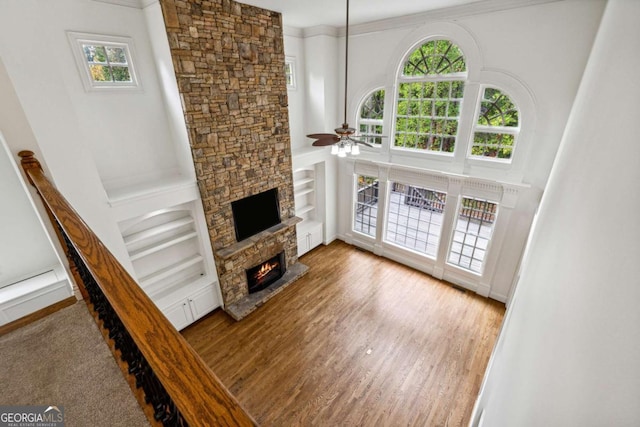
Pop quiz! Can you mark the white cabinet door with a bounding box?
[297,234,310,256]
[309,223,323,249]
[162,300,193,331]
[188,284,219,321]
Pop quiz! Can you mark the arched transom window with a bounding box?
[471,87,519,160]
[358,89,385,146]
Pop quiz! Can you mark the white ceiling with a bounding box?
[236,0,488,28]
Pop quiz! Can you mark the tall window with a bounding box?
[385,182,446,258]
[471,87,519,160]
[354,175,379,237]
[395,39,466,153]
[285,57,296,89]
[448,197,498,274]
[358,89,385,146]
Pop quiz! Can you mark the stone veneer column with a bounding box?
[159,0,299,308]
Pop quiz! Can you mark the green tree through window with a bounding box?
[471,87,519,159]
[83,44,132,83]
[358,89,385,145]
[395,39,466,153]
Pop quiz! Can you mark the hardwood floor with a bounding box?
[182,241,505,426]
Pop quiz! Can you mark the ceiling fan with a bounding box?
[306,0,378,157]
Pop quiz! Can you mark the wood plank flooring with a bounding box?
[182,240,505,426]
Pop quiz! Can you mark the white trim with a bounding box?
[92,0,143,8]
[67,31,141,92]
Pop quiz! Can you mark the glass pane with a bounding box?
[477,87,518,127]
[448,197,498,274]
[394,81,463,153]
[471,132,515,159]
[402,39,466,76]
[83,44,107,63]
[106,46,127,64]
[110,66,131,82]
[89,64,112,82]
[354,175,379,237]
[360,89,385,120]
[385,182,446,258]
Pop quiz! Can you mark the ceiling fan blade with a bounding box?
[312,137,340,146]
[358,134,389,138]
[349,137,374,147]
[307,133,339,140]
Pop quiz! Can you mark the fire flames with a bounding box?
[254,261,278,281]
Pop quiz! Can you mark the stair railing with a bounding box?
[19,150,257,427]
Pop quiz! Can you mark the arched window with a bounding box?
[357,89,385,146]
[470,87,519,160]
[394,39,467,153]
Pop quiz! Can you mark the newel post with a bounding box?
[18,151,89,300]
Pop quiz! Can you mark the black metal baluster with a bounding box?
[55,220,189,427]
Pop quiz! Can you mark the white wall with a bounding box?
[0,0,198,270]
[285,0,605,301]
[344,0,605,189]
[0,134,60,288]
[471,0,640,425]
[283,29,307,150]
[0,0,186,192]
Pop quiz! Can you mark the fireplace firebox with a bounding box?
[246,252,286,294]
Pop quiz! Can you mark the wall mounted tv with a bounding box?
[231,188,281,242]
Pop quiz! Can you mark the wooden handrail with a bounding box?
[18,151,256,427]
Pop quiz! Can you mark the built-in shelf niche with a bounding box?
[293,165,324,256]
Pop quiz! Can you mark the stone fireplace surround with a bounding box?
[161,0,308,319]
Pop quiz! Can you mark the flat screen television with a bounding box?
[231,188,281,242]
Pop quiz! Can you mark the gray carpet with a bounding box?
[0,302,150,427]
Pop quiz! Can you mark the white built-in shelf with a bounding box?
[129,230,198,261]
[296,204,314,216]
[295,187,314,197]
[139,254,204,289]
[124,216,195,246]
[293,177,314,187]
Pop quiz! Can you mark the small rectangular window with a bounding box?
[285,57,296,90]
[385,182,446,257]
[68,32,139,92]
[354,175,379,237]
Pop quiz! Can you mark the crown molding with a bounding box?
[282,0,562,38]
[283,26,304,38]
[92,0,144,8]
[341,0,563,36]
[302,25,340,38]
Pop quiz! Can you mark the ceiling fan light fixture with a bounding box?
[306,0,376,157]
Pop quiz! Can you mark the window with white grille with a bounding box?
[68,32,139,91]
[285,57,296,89]
[385,182,446,258]
[470,87,519,160]
[448,197,498,273]
[354,175,379,237]
[358,89,385,146]
[394,39,466,153]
